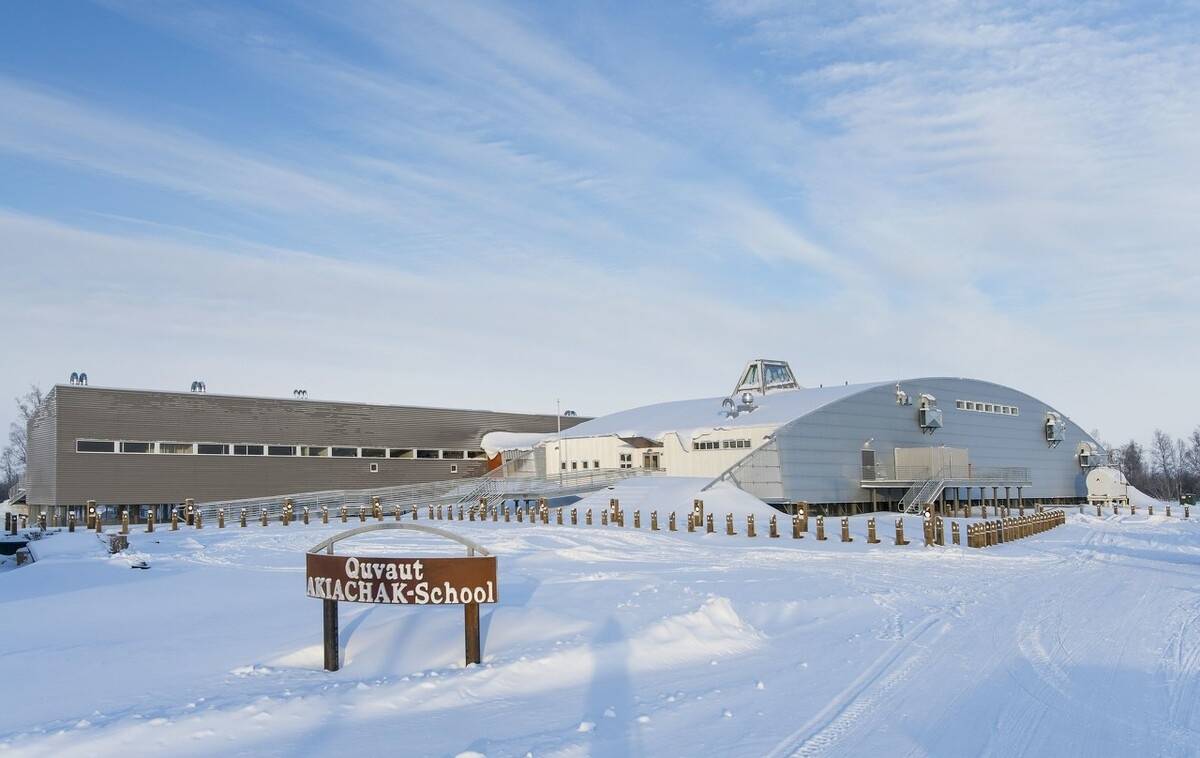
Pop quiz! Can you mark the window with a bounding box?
[957,400,1019,416]
[369,462,379,473]
[582,461,588,469]
[467,451,488,460]
[619,453,633,469]
[441,450,465,460]
[561,462,567,470]
[121,441,153,453]
[267,445,295,456]
[331,447,357,457]
[450,464,458,474]
[389,449,414,458]
[571,461,578,470]
[593,460,600,469]
[159,442,194,454]
[416,449,440,459]
[361,448,386,458]
[197,443,228,455]
[77,440,115,453]
[303,446,329,457]
[233,444,264,456]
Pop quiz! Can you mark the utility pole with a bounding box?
[556,398,563,487]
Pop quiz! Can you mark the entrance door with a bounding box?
[642,452,661,469]
[861,449,876,480]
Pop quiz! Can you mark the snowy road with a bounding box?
[1,511,1198,757]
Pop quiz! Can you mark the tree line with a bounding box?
[1103,429,1200,502]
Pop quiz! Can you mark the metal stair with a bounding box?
[900,477,946,514]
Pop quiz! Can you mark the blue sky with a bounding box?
[1,0,1198,443]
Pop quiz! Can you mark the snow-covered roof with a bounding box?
[560,380,890,441]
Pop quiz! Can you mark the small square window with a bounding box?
[593,460,600,469]
[561,462,566,470]
[571,461,578,470]
[450,464,458,474]
[369,462,379,473]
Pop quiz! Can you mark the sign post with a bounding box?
[305,524,498,672]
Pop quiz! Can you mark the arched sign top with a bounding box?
[307,522,492,557]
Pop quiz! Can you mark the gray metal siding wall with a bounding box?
[775,378,1098,504]
[24,388,57,506]
[47,386,583,507]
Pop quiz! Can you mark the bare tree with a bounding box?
[1118,440,1147,490]
[1149,429,1180,500]
[1,385,46,492]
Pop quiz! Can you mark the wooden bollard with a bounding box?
[458,506,465,521]
[194,511,203,529]
[171,509,179,531]
[238,508,246,527]
[634,510,642,529]
[867,517,879,544]
[935,517,945,546]
[1148,504,1154,516]
[895,518,909,545]
[121,510,129,535]
[815,515,826,541]
[556,508,563,526]
[725,513,735,535]
[95,509,103,533]
[469,506,476,522]
[693,499,704,526]
[69,512,77,533]
[585,509,592,526]
[1166,504,1172,517]
[686,513,695,533]
[798,506,808,534]
[571,508,578,525]
[922,515,934,547]
[302,507,310,525]
[219,508,226,528]
[600,510,607,526]
[262,508,270,527]
[769,514,779,538]
[492,507,498,522]
[1095,503,1102,517]
[185,499,195,526]
[651,511,659,531]
[705,513,714,534]
[743,514,754,537]
[952,521,960,545]
[791,514,802,539]
[840,517,852,542]
[1131,503,1137,515]
[669,512,677,531]
[1186,505,1190,519]
[86,501,97,530]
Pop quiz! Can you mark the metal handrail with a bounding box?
[307,523,491,557]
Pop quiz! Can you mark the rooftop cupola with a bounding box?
[733,359,800,396]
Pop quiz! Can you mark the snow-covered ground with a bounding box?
[2,493,1199,757]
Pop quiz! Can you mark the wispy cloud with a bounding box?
[0,0,1196,440]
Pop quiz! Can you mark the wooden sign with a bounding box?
[305,554,497,606]
[306,523,496,672]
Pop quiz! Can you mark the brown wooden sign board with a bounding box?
[306,554,497,606]
[306,524,497,672]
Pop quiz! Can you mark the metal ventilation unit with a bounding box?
[1044,412,1065,448]
[918,393,942,434]
[1078,441,1099,468]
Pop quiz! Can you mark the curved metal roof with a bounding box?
[558,380,891,441]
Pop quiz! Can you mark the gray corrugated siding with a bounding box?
[33,386,585,507]
[770,378,1099,504]
[24,388,57,505]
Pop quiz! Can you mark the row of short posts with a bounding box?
[967,509,1067,548]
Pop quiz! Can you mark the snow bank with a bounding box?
[572,476,783,518]
[1128,484,1173,509]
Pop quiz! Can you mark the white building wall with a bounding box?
[543,425,778,478]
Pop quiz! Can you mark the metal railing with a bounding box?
[193,464,660,522]
[868,463,1030,483]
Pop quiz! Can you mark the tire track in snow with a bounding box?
[764,614,949,758]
